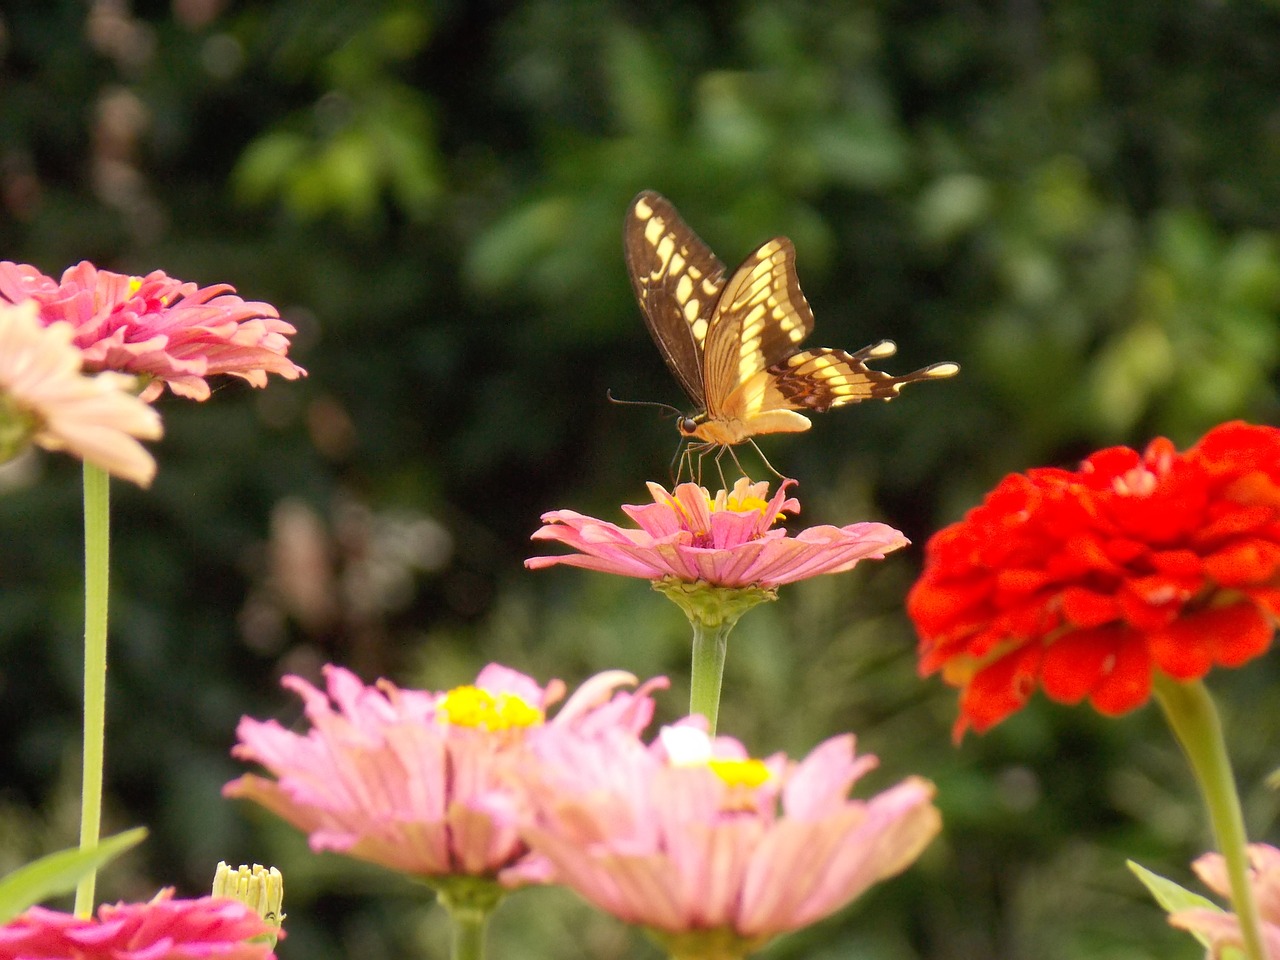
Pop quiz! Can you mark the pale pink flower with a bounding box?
[0,260,304,402]
[0,300,161,486]
[224,663,667,884]
[0,889,280,960]
[1170,844,1280,958]
[519,721,941,958]
[527,478,908,588]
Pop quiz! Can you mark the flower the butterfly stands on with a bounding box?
[623,190,959,480]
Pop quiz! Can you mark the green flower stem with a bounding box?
[690,619,731,734]
[75,463,110,919]
[430,876,504,960]
[1153,675,1265,960]
[651,579,776,737]
[449,905,487,960]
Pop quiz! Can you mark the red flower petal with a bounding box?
[955,646,1041,738]
[1088,633,1152,715]
[1040,627,1125,705]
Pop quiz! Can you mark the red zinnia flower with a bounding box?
[0,261,304,402]
[908,422,1280,737]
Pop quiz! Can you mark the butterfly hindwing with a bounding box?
[769,343,960,411]
[624,191,726,409]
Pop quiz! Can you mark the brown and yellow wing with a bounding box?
[768,342,961,411]
[702,236,815,422]
[624,191,726,409]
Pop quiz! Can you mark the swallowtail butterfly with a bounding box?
[624,191,959,448]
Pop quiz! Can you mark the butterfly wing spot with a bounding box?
[769,347,960,412]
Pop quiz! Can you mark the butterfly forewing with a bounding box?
[624,191,726,408]
[702,237,815,420]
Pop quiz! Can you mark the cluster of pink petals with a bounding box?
[0,300,161,486]
[0,260,304,402]
[0,890,280,960]
[1170,845,1280,958]
[527,478,909,588]
[519,722,940,953]
[224,663,666,883]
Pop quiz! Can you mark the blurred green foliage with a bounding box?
[2,1,1280,958]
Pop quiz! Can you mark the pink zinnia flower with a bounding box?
[520,722,941,959]
[0,300,161,486]
[1170,845,1280,958]
[526,478,908,589]
[0,889,280,960]
[0,260,305,402]
[224,663,667,885]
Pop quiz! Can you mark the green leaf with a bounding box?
[0,828,148,923]
[1127,859,1221,951]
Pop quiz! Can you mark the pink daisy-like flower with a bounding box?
[224,663,667,885]
[519,721,940,959]
[0,260,305,402]
[0,300,161,486]
[1170,845,1280,958]
[0,889,280,960]
[526,477,908,589]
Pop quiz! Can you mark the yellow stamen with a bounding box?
[437,685,544,731]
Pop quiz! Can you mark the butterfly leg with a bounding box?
[746,438,785,481]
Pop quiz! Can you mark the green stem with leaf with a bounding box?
[1153,674,1266,960]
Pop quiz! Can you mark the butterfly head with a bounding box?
[678,416,702,438]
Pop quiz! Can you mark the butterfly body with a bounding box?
[624,191,958,448]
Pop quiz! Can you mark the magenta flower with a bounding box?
[519,721,941,959]
[224,663,666,886]
[527,478,907,589]
[0,260,305,402]
[0,889,280,960]
[1170,845,1280,958]
[0,300,161,486]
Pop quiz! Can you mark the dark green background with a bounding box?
[2,1,1280,957]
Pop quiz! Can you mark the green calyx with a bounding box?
[651,578,776,629]
[647,924,770,960]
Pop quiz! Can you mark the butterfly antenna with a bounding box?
[747,438,785,480]
[605,389,685,418]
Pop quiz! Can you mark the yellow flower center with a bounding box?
[707,757,772,789]
[128,277,144,296]
[707,478,786,525]
[437,686,544,731]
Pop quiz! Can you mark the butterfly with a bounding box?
[624,190,959,449]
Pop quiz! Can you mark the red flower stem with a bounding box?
[75,463,110,918]
[1152,674,1265,960]
[690,618,732,735]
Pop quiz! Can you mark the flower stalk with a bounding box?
[1153,675,1265,960]
[689,618,730,734]
[430,877,504,960]
[74,463,110,918]
[654,580,774,734]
